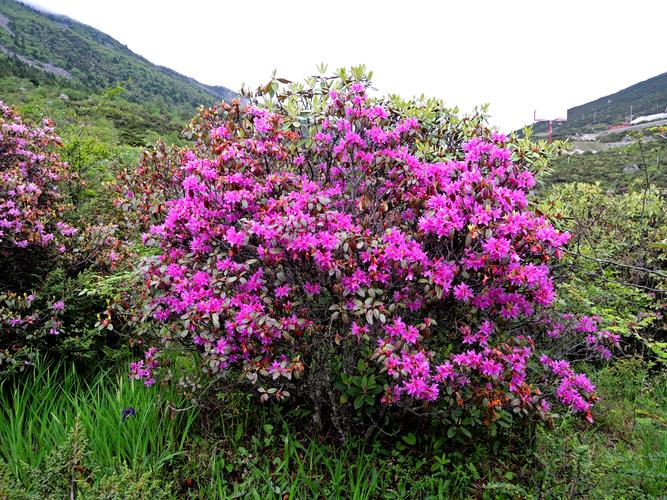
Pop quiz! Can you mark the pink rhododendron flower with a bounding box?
[127,75,602,426]
[303,282,321,295]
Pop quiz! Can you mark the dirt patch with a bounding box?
[0,13,12,35]
[0,44,72,79]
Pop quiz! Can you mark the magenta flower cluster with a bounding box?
[129,346,160,387]
[133,80,603,423]
[545,313,621,361]
[540,355,597,421]
[0,101,76,251]
[0,291,66,346]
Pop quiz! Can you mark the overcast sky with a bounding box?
[24,0,667,132]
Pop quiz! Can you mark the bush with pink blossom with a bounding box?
[122,68,612,434]
[0,101,125,377]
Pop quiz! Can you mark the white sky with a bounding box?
[24,0,667,132]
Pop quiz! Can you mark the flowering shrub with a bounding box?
[127,69,607,432]
[114,140,188,234]
[0,101,76,254]
[0,292,65,372]
[541,182,666,364]
[0,102,126,377]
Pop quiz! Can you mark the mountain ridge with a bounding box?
[566,71,667,129]
[531,70,667,138]
[0,0,237,117]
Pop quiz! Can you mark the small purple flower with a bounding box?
[275,284,290,299]
[303,282,321,295]
[121,407,136,423]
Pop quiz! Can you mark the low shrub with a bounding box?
[120,68,613,436]
[0,101,128,378]
[541,182,666,362]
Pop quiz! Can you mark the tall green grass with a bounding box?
[1,359,664,498]
[530,359,667,497]
[0,361,197,488]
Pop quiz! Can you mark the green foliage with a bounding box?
[0,362,197,489]
[558,275,658,339]
[79,465,173,500]
[541,182,667,361]
[171,411,488,498]
[0,356,665,497]
[0,461,22,499]
[546,137,667,189]
[25,418,92,498]
[41,269,127,364]
[0,419,173,499]
[0,266,135,379]
[527,359,667,497]
[0,73,187,147]
[336,371,384,413]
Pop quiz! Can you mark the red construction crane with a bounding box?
[534,110,566,143]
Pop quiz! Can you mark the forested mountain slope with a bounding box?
[0,0,236,119]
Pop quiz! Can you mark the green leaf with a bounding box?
[354,395,364,410]
[402,433,417,446]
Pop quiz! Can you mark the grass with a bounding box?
[0,358,665,497]
[0,361,197,489]
[525,358,667,497]
[179,428,474,498]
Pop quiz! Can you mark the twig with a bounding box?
[166,374,225,413]
[563,249,667,279]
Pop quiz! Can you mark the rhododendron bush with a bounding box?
[0,102,75,257]
[0,102,123,375]
[126,69,613,433]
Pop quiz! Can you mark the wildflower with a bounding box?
[121,407,136,423]
[453,282,473,302]
[275,284,291,298]
[303,282,321,295]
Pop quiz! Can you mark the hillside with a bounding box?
[525,70,667,190]
[566,71,667,132]
[0,0,236,119]
[546,138,667,190]
[531,71,667,138]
